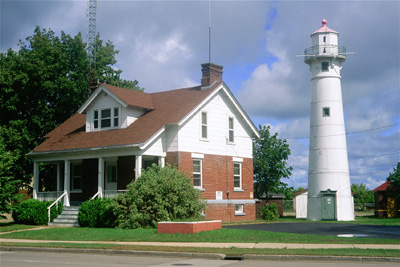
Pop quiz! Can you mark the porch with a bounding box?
[33,155,164,206]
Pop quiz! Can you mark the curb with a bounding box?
[0,246,225,260]
[243,254,400,263]
[2,246,400,263]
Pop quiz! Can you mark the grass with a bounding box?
[1,227,399,245]
[2,242,400,258]
[0,222,39,233]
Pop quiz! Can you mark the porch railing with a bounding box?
[103,190,127,199]
[37,191,63,202]
[47,191,67,224]
[90,190,127,201]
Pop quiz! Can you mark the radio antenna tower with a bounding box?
[208,0,211,63]
[87,0,97,92]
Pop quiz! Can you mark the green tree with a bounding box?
[112,164,206,229]
[386,162,400,203]
[253,125,293,199]
[0,26,143,191]
[0,140,21,219]
[351,183,374,204]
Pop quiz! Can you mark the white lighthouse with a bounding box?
[304,19,354,221]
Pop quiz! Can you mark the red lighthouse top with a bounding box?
[312,18,338,34]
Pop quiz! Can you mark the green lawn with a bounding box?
[0,222,39,233]
[1,227,399,245]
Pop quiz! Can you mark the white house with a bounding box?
[29,63,260,222]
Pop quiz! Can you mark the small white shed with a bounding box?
[295,189,308,219]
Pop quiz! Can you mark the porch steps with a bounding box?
[48,206,80,227]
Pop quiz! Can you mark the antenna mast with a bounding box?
[208,0,211,63]
[87,0,97,91]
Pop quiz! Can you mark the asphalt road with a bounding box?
[1,251,398,267]
[223,222,400,239]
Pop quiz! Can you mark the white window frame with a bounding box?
[93,106,120,130]
[201,111,208,140]
[233,162,242,190]
[71,162,82,192]
[235,204,245,216]
[193,159,203,189]
[228,116,234,143]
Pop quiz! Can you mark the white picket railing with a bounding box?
[47,191,67,224]
[90,190,127,201]
[37,191,63,202]
[103,190,127,198]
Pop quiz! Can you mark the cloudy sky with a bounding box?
[1,0,399,191]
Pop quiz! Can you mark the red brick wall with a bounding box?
[205,203,256,222]
[166,151,255,221]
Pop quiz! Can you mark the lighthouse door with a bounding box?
[321,190,336,220]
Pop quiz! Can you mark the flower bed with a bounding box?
[157,220,222,234]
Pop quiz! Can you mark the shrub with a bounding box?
[112,164,206,229]
[259,203,279,221]
[78,197,116,228]
[12,199,62,225]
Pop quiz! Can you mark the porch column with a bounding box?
[135,155,142,179]
[98,157,104,198]
[160,157,165,168]
[33,161,39,199]
[64,160,70,206]
[57,162,62,192]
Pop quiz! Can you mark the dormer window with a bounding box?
[93,106,120,130]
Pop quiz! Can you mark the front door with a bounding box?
[105,163,117,190]
[321,191,336,220]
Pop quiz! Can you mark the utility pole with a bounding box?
[87,0,97,92]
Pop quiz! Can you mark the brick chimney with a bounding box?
[201,63,223,88]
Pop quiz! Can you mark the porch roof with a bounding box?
[31,83,221,155]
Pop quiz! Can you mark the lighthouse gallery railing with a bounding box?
[304,45,346,61]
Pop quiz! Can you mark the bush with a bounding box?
[112,164,206,229]
[78,197,116,228]
[12,199,62,225]
[259,203,279,221]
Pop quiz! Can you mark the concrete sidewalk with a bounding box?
[1,238,400,250]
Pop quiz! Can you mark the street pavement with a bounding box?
[2,250,400,267]
[223,222,400,239]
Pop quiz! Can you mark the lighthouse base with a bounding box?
[307,191,354,221]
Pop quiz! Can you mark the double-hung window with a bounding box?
[193,159,202,189]
[228,117,234,143]
[233,162,242,190]
[201,111,207,139]
[93,106,119,130]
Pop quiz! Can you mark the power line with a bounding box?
[282,123,399,140]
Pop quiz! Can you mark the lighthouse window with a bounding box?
[321,62,329,71]
[323,107,330,117]
[323,36,326,42]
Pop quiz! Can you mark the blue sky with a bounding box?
[1,0,399,191]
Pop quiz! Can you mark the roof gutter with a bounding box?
[27,142,143,158]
